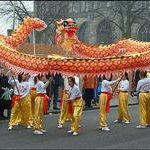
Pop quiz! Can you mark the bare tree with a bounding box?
[0,1,32,42]
[34,1,69,44]
[104,1,150,38]
[80,1,150,39]
[0,1,32,25]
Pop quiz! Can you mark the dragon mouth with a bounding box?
[64,26,80,31]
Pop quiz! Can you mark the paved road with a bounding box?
[0,105,150,149]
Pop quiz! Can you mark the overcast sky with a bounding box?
[0,1,33,35]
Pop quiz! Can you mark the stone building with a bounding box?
[34,1,150,44]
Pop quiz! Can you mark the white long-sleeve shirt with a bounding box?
[63,76,70,91]
[101,79,120,93]
[136,78,150,92]
[28,75,36,88]
[35,80,50,94]
[69,84,82,101]
[74,76,79,87]
[119,79,129,91]
[8,77,31,97]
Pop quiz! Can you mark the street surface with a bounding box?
[1,105,150,149]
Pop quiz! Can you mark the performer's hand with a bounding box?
[1,87,6,90]
[6,70,12,77]
[20,96,24,99]
[117,77,122,81]
[48,76,51,81]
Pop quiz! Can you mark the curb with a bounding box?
[49,102,138,114]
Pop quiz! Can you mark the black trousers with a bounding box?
[0,100,12,118]
[83,88,95,107]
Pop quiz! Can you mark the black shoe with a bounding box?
[0,115,7,120]
[53,107,60,110]
[88,105,93,108]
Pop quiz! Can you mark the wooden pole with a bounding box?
[112,75,124,96]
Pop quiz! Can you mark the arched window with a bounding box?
[97,19,114,44]
[77,22,88,43]
[138,23,150,41]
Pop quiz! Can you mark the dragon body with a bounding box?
[55,18,150,58]
[0,17,149,76]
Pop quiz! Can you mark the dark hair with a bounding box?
[140,70,147,78]
[68,76,77,85]
[102,74,112,81]
[125,72,129,80]
[33,74,43,84]
[102,75,107,80]
[46,72,51,80]
[98,75,102,82]
[109,73,113,81]
[38,74,44,80]
[18,73,23,83]
[34,76,38,84]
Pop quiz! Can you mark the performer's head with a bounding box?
[123,72,129,80]
[18,72,24,82]
[23,73,30,81]
[34,74,43,83]
[139,70,147,79]
[0,68,4,76]
[102,73,112,81]
[68,76,76,87]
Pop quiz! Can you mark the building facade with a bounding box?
[34,1,150,44]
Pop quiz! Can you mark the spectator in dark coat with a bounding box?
[0,68,10,120]
[46,73,62,110]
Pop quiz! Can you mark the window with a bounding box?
[81,1,86,12]
[93,1,98,10]
[77,21,88,43]
[68,2,73,13]
[138,23,150,41]
[97,20,115,44]
[73,1,80,13]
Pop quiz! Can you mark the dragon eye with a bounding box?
[63,21,68,27]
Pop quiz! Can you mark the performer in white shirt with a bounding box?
[8,72,32,130]
[114,72,131,124]
[136,71,150,129]
[33,74,51,135]
[58,75,80,128]
[67,76,84,136]
[99,75,120,131]
[58,75,70,128]
[28,74,37,126]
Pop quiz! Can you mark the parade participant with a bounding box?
[33,74,51,135]
[57,75,70,128]
[99,75,120,131]
[8,72,32,130]
[136,71,150,129]
[67,76,84,136]
[58,75,81,129]
[28,74,37,126]
[114,72,131,124]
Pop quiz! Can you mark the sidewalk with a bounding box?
[49,95,138,114]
